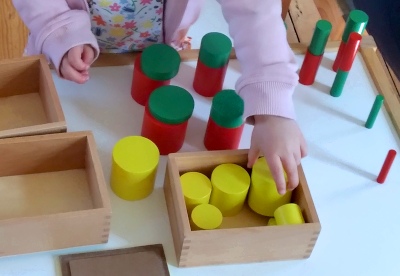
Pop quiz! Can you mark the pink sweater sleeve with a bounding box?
[12,0,99,74]
[217,0,299,122]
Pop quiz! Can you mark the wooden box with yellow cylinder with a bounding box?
[164,149,320,267]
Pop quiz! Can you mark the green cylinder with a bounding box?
[309,20,332,56]
[342,10,369,43]
[210,90,244,128]
[148,85,194,124]
[199,32,232,68]
[141,44,181,80]
[365,95,384,129]
[330,70,349,97]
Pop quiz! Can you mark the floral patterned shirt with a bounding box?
[87,0,164,53]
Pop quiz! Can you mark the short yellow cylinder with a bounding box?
[248,157,292,216]
[209,163,251,216]
[190,204,223,230]
[274,203,305,225]
[180,172,212,214]
[267,217,276,226]
[111,136,160,201]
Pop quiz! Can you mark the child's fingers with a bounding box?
[282,156,299,191]
[60,58,89,84]
[265,155,287,195]
[68,46,89,72]
[247,144,260,168]
[300,134,308,158]
[82,45,95,65]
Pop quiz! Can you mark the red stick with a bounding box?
[377,149,397,184]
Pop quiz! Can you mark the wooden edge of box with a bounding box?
[86,132,112,212]
[359,39,400,138]
[59,244,169,276]
[0,122,67,139]
[39,56,66,122]
[0,130,90,145]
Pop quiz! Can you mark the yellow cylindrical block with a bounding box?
[111,136,159,201]
[209,163,250,216]
[274,203,305,225]
[267,217,276,226]
[180,172,212,214]
[190,204,223,230]
[248,157,292,216]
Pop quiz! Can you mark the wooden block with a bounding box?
[59,244,169,276]
[0,131,111,257]
[289,0,322,43]
[163,149,321,267]
[0,55,66,138]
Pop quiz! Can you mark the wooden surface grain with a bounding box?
[0,0,28,60]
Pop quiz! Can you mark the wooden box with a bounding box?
[0,55,66,138]
[0,131,111,257]
[164,149,320,267]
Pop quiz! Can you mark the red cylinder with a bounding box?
[193,60,228,97]
[298,50,323,85]
[339,32,362,71]
[377,149,397,184]
[332,41,347,72]
[204,118,244,150]
[141,105,188,155]
[131,55,171,106]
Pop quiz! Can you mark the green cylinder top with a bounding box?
[141,44,181,81]
[210,90,244,128]
[342,10,369,43]
[309,20,332,56]
[199,32,232,68]
[148,85,194,124]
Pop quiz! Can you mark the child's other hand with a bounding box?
[247,115,307,195]
[60,45,95,84]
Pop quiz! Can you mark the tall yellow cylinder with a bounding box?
[209,163,250,216]
[111,136,159,201]
[180,172,212,214]
[248,157,292,216]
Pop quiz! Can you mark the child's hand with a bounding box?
[60,44,95,84]
[247,115,307,195]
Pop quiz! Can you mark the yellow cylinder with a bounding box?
[274,203,305,225]
[209,163,250,216]
[180,172,212,214]
[248,157,292,216]
[111,136,159,201]
[267,217,276,226]
[190,204,223,230]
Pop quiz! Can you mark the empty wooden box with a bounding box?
[0,55,66,138]
[0,131,111,257]
[164,149,320,267]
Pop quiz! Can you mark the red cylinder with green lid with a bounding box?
[141,85,195,155]
[204,89,244,150]
[193,32,232,97]
[131,44,181,105]
[299,20,332,85]
[332,10,369,72]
